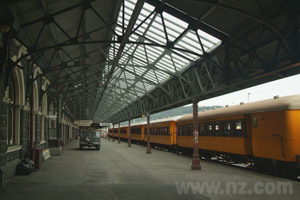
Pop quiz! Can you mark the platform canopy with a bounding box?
[4,0,300,122]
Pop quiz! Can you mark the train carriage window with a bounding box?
[183,124,188,136]
[181,125,185,136]
[188,124,193,136]
[224,122,231,137]
[215,122,221,136]
[183,124,191,136]
[201,123,207,136]
[219,122,224,136]
[180,125,184,136]
[234,120,244,137]
[207,123,214,136]
[132,127,141,134]
[198,123,201,136]
[199,123,204,136]
[178,125,182,136]
[120,129,127,134]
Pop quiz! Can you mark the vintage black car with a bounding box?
[79,130,101,150]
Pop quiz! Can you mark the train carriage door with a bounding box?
[251,112,286,161]
[245,114,253,156]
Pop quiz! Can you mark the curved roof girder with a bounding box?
[6,0,299,122]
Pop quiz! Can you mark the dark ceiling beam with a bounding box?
[63,88,97,102]
[92,0,147,118]
[90,3,117,36]
[17,0,96,30]
[177,0,293,57]
[46,50,104,72]
[13,40,222,74]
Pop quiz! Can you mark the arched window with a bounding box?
[6,78,16,145]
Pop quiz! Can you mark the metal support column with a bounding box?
[118,122,121,144]
[112,123,115,142]
[146,112,151,154]
[128,118,131,147]
[191,101,201,170]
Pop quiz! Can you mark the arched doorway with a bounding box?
[5,66,25,147]
[5,75,16,145]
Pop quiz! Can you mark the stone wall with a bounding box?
[44,117,49,144]
[20,108,30,159]
[0,102,8,168]
[35,114,41,144]
[1,102,8,141]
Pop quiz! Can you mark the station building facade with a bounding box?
[0,39,79,185]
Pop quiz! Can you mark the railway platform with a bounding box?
[1,139,299,200]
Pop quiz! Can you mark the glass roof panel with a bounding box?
[134,66,146,76]
[197,29,221,44]
[171,53,189,69]
[134,3,155,29]
[145,14,166,45]
[162,12,188,42]
[156,54,175,73]
[143,69,157,81]
[145,45,163,63]
[100,0,222,115]
[174,30,203,58]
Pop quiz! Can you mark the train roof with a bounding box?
[178,94,300,122]
[129,116,182,127]
[149,116,182,124]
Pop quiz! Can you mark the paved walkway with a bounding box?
[1,139,299,200]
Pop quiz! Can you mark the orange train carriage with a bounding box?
[108,128,119,140]
[109,95,300,178]
[108,123,145,143]
[119,126,128,141]
[129,123,145,144]
[144,116,180,150]
[177,95,300,178]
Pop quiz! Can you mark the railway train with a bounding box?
[108,95,300,179]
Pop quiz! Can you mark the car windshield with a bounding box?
[81,130,100,137]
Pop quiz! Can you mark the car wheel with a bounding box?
[80,145,83,150]
[96,146,100,150]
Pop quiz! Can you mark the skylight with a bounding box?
[100,0,222,117]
